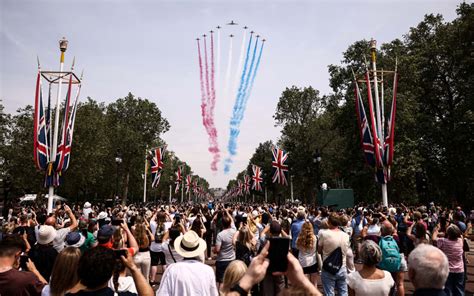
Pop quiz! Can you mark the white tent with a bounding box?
[19,194,67,203]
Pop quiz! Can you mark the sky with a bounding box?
[0,0,460,188]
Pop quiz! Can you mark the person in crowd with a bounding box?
[296,221,319,286]
[131,216,152,280]
[408,244,449,296]
[65,232,86,249]
[29,224,59,281]
[220,260,247,295]
[77,220,97,252]
[318,212,350,296]
[407,221,430,246]
[157,230,218,296]
[380,220,406,296]
[224,242,322,296]
[67,246,153,296]
[0,235,47,296]
[191,214,207,238]
[290,208,306,257]
[149,211,171,284]
[351,208,367,261]
[347,240,394,296]
[214,209,236,289]
[433,224,465,296]
[46,205,78,252]
[109,252,139,295]
[97,222,139,256]
[42,247,82,296]
[232,225,255,266]
[82,202,93,220]
[162,226,184,265]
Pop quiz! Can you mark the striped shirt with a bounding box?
[437,238,464,273]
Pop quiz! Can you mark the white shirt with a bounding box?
[108,276,138,294]
[150,221,172,252]
[156,260,218,296]
[347,270,394,296]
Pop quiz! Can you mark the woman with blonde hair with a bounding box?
[220,260,248,295]
[41,247,82,296]
[132,216,153,279]
[233,226,256,266]
[296,221,319,286]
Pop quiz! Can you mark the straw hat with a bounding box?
[174,230,206,258]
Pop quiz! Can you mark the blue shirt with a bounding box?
[290,219,305,248]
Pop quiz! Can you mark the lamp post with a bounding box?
[169,176,173,204]
[290,175,294,203]
[115,149,122,199]
[313,149,322,204]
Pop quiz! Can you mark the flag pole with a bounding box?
[370,39,388,206]
[47,37,68,214]
[143,146,147,203]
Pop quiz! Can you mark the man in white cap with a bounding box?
[157,230,217,296]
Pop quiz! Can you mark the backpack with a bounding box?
[378,236,401,273]
[154,224,165,243]
[322,247,342,275]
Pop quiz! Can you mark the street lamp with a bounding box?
[313,149,322,204]
[115,149,122,199]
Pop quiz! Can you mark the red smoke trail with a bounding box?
[197,39,208,131]
[199,37,220,172]
[209,32,220,171]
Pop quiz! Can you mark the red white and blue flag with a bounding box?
[355,77,376,168]
[175,166,183,194]
[54,75,73,174]
[244,175,251,195]
[237,180,243,196]
[251,165,263,191]
[185,175,192,193]
[148,146,166,188]
[33,72,49,171]
[271,146,289,185]
[383,71,398,168]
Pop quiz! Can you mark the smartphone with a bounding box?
[20,255,29,271]
[111,219,123,226]
[268,237,290,273]
[113,249,127,259]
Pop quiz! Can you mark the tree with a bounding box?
[105,93,170,204]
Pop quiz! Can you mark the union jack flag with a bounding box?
[54,75,73,174]
[383,71,398,168]
[33,72,49,171]
[148,146,166,188]
[244,175,251,195]
[185,175,192,193]
[271,146,289,185]
[355,77,376,167]
[60,85,80,173]
[237,180,243,196]
[251,165,263,191]
[193,180,198,194]
[364,70,383,168]
[174,166,183,194]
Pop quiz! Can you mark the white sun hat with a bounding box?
[174,230,207,258]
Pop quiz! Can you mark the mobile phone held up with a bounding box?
[113,249,127,259]
[20,255,29,271]
[111,219,124,226]
[268,237,290,273]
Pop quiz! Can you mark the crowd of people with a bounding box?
[0,199,472,296]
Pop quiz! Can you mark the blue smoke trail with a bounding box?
[231,38,258,127]
[224,37,264,174]
[235,41,265,123]
[224,35,253,174]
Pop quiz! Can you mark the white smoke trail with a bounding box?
[223,36,234,104]
[233,29,247,97]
